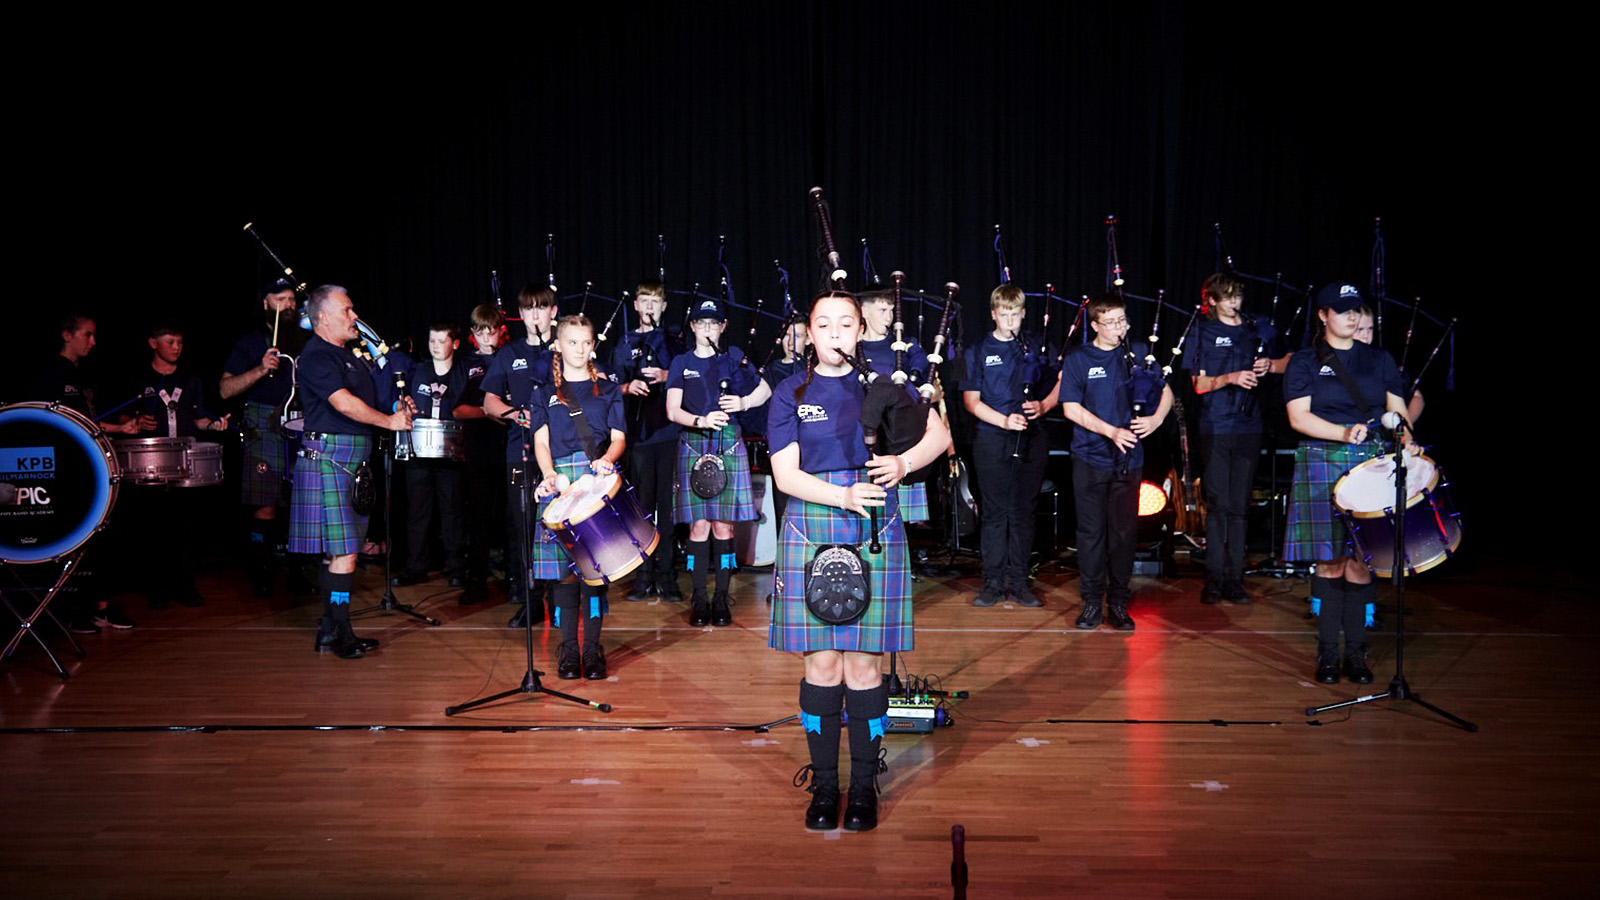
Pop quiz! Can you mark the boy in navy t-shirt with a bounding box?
[1058,293,1172,631]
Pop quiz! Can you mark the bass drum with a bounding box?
[0,403,121,564]
[1333,452,1463,577]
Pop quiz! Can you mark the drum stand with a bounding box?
[1305,438,1476,731]
[351,437,440,627]
[445,440,610,716]
[2,554,89,681]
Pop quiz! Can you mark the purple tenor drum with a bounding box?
[541,472,660,586]
[1333,452,1462,578]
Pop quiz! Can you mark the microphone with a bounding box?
[1380,411,1405,433]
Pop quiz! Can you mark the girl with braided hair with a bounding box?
[767,291,949,832]
[529,315,626,679]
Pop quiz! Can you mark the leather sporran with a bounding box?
[350,461,375,516]
[803,544,871,626]
[690,452,727,499]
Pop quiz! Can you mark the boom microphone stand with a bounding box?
[1305,418,1475,731]
[447,414,609,715]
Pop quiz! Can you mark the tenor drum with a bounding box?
[113,436,193,484]
[542,472,660,586]
[410,419,465,460]
[1333,452,1462,577]
[0,403,121,564]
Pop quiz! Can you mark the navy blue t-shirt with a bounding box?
[961,334,1044,435]
[767,372,870,473]
[1283,340,1403,426]
[125,366,209,437]
[223,329,293,406]
[33,355,94,418]
[667,346,755,419]
[610,329,678,446]
[298,334,378,436]
[459,352,494,407]
[530,378,625,460]
[860,336,931,387]
[408,357,471,421]
[1195,318,1278,435]
[481,338,555,462]
[1059,341,1142,470]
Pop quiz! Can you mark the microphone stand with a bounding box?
[447,418,610,716]
[352,370,439,628]
[1305,426,1475,731]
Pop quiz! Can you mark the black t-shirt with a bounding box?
[32,355,94,418]
[124,365,209,437]
[407,357,470,421]
[1283,340,1403,427]
[298,335,379,435]
[223,328,294,406]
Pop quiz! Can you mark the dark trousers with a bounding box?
[462,422,504,581]
[1073,459,1140,606]
[506,462,535,604]
[117,483,198,600]
[1200,431,1261,584]
[973,427,1049,588]
[402,460,465,575]
[628,439,679,583]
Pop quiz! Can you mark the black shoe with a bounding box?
[972,584,1004,607]
[795,764,841,831]
[657,579,684,602]
[1200,580,1223,605]
[689,591,711,627]
[1074,604,1103,629]
[583,647,607,680]
[711,592,732,627]
[1315,642,1341,684]
[391,570,426,587]
[1106,605,1135,632]
[556,642,582,680]
[459,580,489,605]
[93,607,136,630]
[1009,586,1044,608]
[624,580,654,602]
[1344,645,1374,684]
[507,603,544,628]
[318,626,379,654]
[842,783,880,832]
[1222,579,1250,604]
[68,617,100,635]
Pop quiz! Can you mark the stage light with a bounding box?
[1138,481,1167,517]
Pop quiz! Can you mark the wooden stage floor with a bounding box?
[3,555,1596,898]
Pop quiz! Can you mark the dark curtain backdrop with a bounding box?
[15,2,1523,548]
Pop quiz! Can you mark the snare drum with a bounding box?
[1333,452,1462,577]
[542,472,660,586]
[410,419,465,460]
[114,436,194,484]
[175,441,225,487]
[0,403,121,564]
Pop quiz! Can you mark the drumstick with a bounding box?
[271,306,281,349]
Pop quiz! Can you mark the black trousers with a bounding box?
[1200,431,1261,584]
[506,462,535,604]
[1073,459,1140,606]
[461,422,504,581]
[402,459,465,575]
[973,427,1049,588]
[628,438,679,583]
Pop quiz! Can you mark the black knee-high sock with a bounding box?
[687,539,710,594]
[1344,579,1376,647]
[552,580,581,648]
[583,585,606,654]
[799,680,845,787]
[321,568,354,631]
[844,681,890,788]
[711,536,734,595]
[1313,575,1346,646]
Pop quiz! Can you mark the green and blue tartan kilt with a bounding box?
[1284,436,1386,562]
[531,452,594,580]
[241,401,293,507]
[896,481,929,523]
[768,469,912,653]
[288,433,373,557]
[673,428,756,523]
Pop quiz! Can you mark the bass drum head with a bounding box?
[1334,453,1439,518]
[0,403,120,564]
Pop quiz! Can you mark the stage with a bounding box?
[2,553,1594,899]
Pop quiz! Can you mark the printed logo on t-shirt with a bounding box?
[1214,336,1233,347]
[984,354,1004,367]
[797,403,828,424]
[548,394,564,406]
[682,368,701,379]
[1318,365,1336,376]
[512,358,528,370]
[1087,366,1107,379]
